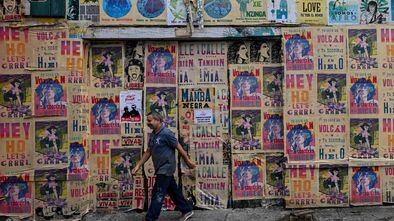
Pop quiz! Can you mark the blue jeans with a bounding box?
[146,175,192,221]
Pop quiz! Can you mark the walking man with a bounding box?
[132,112,195,221]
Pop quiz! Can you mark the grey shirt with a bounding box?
[148,126,178,176]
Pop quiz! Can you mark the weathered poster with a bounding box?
[262,65,284,112]
[327,0,360,25]
[29,28,68,69]
[284,73,315,117]
[91,45,123,89]
[382,166,394,203]
[132,175,145,209]
[90,92,121,135]
[360,0,389,24]
[111,148,141,194]
[99,0,133,24]
[285,164,319,208]
[231,109,262,153]
[379,28,394,115]
[167,0,197,25]
[348,28,378,70]
[67,180,93,219]
[179,87,215,126]
[0,121,33,172]
[232,153,264,200]
[90,137,120,183]
[250,40,282,64]
[67,0,79,20]
[0,26,30,73]
[265,155,288,199]
[33,71,67,117]
[68,141,89,181]
[233,0,267,24]
[0,0,22,21]
[315,27,347,73]
[79,0,100,21]
[267,0,296,23]
[317,74,347,115]
[228,41,250,64]
[296,0,327,24]
[68,85,89,140]
[59,39,87,85]
[350,166,382,205]
[318,165,349,207]
[0,74,32,119]
[285,118,316,162]
[216,86,230,131]
[124,42,144,90]
[262,112,284,152]
[145,87,177,128]
[317,117,347,161]
[381,118,394,159]
[34,168,68,220]
[203,0,233,24]
[381,71,394,115]
[283,29,314,71]
[35,121,68,168]
[349,75,379,115]
[145,42,177,85]
[120,90,142,123]
[230,64,262,108]
[178,42,228,86]
[95,181,118,209]
[350,118,379,159]
[0,172,33,216]
[133,0,167,25]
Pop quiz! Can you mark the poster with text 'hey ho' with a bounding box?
[0,27,30,74]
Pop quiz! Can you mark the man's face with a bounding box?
[4,0,16,13]
[147,115,160,130]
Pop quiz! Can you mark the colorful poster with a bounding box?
[178,42,228,86]
[262,113,284,152]
[296,0,327,24]
[0,0,22,21]
[34,168,68,220]
[59,39,87,85]
[33,71,67,117]
[350,118,379,159]
[350,166,382,205]
[317,74,347,115]
[379,28,394,114]
[349,75,379,115]
[285,118,316,162]
[0,74,32,119]
[145,87,177,128]
[262,65,284,111]
[0,121,33,172]
[285,164,319,208]
[124,42,144,89]
[132,175,145,209]
[120,90,143,123]
[232,154,264,200]
[28,28,68,69]
[317,117,348,161]
[99,0,133,24]
[91,45,123,89]
[381,118,394,159]
[90,92,121,135]
[0,172,33,216]
[381,71,394,115]
[265,155,288,199]
[348,28,378,70]
[230,64,262,108]
[67,0,79,20]
[284,73,315,117]
[233,0,267,24]
[382,166,394,203]
[0,26,30,73]
[133,0,167,25]
[79,0,99,21]
[203,0,233,24]
[318,165,349,207]
[327,0,360,25]
[180,87,215,120]
[35,121,68,168]
[283,29,314,71]
[250,40,282,64]
[145,42,177,85]
[67,180,93,218]
[267,0,296,23]
[95,181,118,209]
[227,41,250,64]
[167,0,197,25]
[360,0,389,24]
[68,141,89,181]
[68,85,90,139]
[231,109,262,153]
[315,27,347,73]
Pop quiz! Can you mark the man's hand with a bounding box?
[186,159,196,169]
[131,164,140,175]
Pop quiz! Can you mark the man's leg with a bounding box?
[146,175,171,221]
[167,176,192,214]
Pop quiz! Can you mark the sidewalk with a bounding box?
[83,206,394,221]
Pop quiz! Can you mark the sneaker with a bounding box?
[179,211,194,221]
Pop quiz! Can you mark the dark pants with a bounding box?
[146,175,192,221]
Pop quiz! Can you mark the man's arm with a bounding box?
[176,143,196,169]
[132,148,152,175]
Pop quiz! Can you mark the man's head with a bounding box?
[147,112,163,131]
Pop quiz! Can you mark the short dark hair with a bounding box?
[147,112,163,122]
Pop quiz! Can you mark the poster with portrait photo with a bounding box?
[317,74,347,115]
[90,92,121,135]
[0,74,32,119]
[250,40,282,63]
[350,166,382,205]
[348,28,378,70]
[145,42,177,85]
[282,28,314,71]
[265,154,288,199]
[33,71,67,117]
[350,118,379,159]
[120,90,142,123]
[231,109,262,153]
[285,118,316,162]
[91,45,123,89]
[360,0,389,24]
[230,64,262,108]
[228,41,250,64]
[0,0,22,21]
[318,164,349,207]
[35,120,68,168]
[124,42,144,89]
